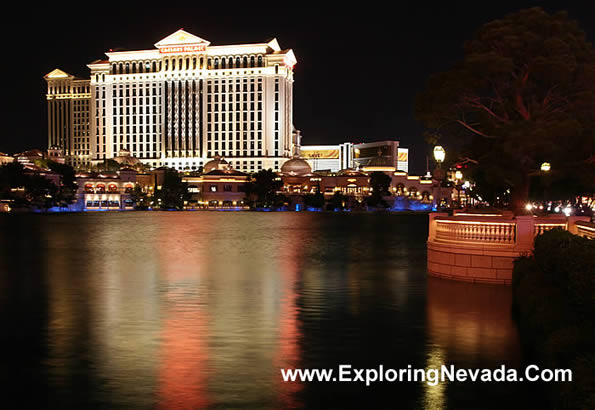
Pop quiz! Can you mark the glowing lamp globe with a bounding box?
[541,162,551,172]
[433,146,446,163]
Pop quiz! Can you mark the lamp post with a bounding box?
[454,170,463,207]
[433,146,445,168]
[432,146,446,209]
[540,162,551,208]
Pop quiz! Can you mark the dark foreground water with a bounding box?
[0,212,532,409]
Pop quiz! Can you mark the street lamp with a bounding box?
[433,146,446,167]
[541,162,551,172]
[454,170,463,207]
[432,146,446,209]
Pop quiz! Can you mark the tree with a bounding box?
[367,171,392,208]
[46,160,77,206]
[304,192,325,209]
[0,162,58,209]
[327,191,349,210]
[130,184,150,210]
[154,169,188,210]
[415,8,595,213]
[244,169,284,208]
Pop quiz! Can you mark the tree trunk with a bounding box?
[511,175,531,215]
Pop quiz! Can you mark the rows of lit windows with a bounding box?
[111,82,162,159]
[163,79,202,157]
[48,83,90,95]
[73,98,90,156]
[94,85,107,159]
[165,159,266,173]
[109,54,265,76]
[206,77,264,158]
[274,78,280,156]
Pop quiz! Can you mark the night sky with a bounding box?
[2,2,593,174]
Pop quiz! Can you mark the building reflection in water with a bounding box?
[424,276,522,408]
[150,213,306,408]
[155,215,211,409]
[1,213,528,408]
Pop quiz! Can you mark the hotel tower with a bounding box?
[44,29,298,172]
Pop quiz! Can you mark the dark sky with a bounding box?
[2,2,593,174]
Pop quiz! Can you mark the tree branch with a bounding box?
[455,120,498,139]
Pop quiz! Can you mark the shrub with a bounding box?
[513,229,595,409]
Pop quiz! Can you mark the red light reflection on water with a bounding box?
[272,222,306,408]
[155,216,211,409]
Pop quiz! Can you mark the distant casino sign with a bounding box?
[301,149,340,159]
[159,44,207,54]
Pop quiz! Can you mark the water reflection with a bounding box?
[425,276,523,409]
[0,213,527,408]
[426,276,521,364]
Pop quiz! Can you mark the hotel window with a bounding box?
[210,185,217,192]
[223,184,232,192]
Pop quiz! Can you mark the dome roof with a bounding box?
[203,155,229,173]
[113,149,141,166]
[280,155,312,175]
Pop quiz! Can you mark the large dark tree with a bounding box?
[367,171,392,208]
[244,169,284,208]
[415,7,595,213]
[154,169,189,210]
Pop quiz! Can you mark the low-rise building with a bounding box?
[0,152,13,165]
[182,157,250,209]
[74,168,136,211]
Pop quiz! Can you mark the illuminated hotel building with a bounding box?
[44,69,91,167]
[45,29,298,172]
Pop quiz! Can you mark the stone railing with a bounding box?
[573,220,595,239]
[427,213,590,285]
[434,217,516,245]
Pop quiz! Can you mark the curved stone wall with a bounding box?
[427,212,590,285]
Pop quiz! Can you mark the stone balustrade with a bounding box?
[574,220,595,239]
[427,212,590,285]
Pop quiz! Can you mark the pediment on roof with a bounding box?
[154,29,210,48]
[44,68,72,79]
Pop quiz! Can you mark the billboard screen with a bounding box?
[301,149,340,159]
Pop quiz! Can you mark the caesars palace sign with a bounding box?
[159,45,207,54]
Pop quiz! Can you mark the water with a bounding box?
[0,212,529,408]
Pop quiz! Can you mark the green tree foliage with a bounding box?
[0,162,58,209]
[154,169,188,210]
[367,171,392,208]
[244,169,284,208]
[130,184,150,210]
[369,171,391,196]
[328,191,349,210]
[304,192,325,209]
[415,8,595,212]
[513,229,595,408]
[48,160,77,205]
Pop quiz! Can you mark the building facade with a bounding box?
[44,69,91,168]
[45,29,297,173]
[299,143,353,172]
[74,168,136,211]
[353,140,400,170]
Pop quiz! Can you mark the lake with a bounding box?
[0,212,534,408]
